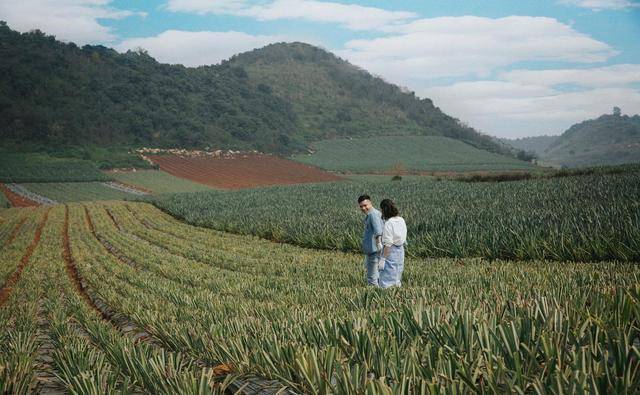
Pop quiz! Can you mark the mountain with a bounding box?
[501,136,559,157]
[541,112,640,168]
[225,43,507,154]
[0,22,509,156]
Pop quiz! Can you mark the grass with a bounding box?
[148,168,640,262]
[108,170,215,194]
[291,136,535,173]
[1,202,638,393]
[19,182,135,202]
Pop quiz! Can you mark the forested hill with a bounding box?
[0,22,507,155]
[0,22,298,153]
[501,136,558,157]
[225,43,506,154]
[542,112,640,167]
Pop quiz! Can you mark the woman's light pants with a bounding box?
[379,245,404,289]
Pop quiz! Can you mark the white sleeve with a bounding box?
[382,221,393,246]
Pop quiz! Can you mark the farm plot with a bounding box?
[18,182,138,203]
[0,153,110,183]
[149,168,640,262]
[292,136,535,173]
[148,153,342,189]
[1,201,639,393]
[108,169,215,194]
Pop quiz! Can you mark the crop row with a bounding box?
[36,202,640,392]
[148,170,640,262]
[2,202,639,393]
[0,206,234,394]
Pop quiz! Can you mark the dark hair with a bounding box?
[380,199,399,220]
[357,194,371,204]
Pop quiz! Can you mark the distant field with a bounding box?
[149,153,342,189]
[19,182,135,202]
[108,170,215,194]
[150,168,640,262]
[0,153,111,183]
[292,136,535,173]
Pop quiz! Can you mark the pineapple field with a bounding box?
[1,201,638,393]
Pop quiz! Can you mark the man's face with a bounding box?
[359,199,372,214]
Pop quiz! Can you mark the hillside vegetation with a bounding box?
[0,22,509,156]
[292,136,534,173]
[542,113,640,167]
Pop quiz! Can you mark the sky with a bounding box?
[1,0,639,138]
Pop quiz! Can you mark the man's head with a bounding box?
[358,194,373,214]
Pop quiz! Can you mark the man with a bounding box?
[358,194,383,287]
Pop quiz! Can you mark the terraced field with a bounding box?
[1,202,638,393]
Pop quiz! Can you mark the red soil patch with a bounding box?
[0,209,49,307]
[148,153,342,189]
[0,183,39,207]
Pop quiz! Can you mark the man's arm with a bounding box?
[371,213,383,251]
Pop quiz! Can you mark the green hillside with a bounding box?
[292,136,534,173]
[0,22,511,158]
[543,112,640,168]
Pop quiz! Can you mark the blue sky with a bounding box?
[1,0,639,138]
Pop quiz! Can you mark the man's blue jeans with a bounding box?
[364,253,379,287]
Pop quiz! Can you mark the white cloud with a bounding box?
[559,0,640,10]
[422,82,640,137]
[0,0,145,44]
[337,16,617,82]
[501,64,640,88]
[166,0,416,31]
[116,30,289,66]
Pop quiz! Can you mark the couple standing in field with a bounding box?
[358,195,407,288]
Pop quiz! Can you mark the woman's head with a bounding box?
[380,199,399,220]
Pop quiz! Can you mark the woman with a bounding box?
[377,199,407,288]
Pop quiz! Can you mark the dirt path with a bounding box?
[0,183,40,207]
